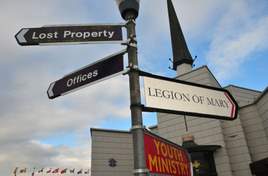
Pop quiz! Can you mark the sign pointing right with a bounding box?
[141,72,238,120]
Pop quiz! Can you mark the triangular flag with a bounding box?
[46,168,52,173]
[69,168,75,173]
[77,169,82,174]
[84,169,90,174]
[38,168,44,173]
[60,168,67,174]
[19,168,26,173]
[13,167,18,176]
[52,168,59,173]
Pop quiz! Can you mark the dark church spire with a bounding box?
[167,0,194,70]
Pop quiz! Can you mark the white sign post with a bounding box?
[143,75,238,120]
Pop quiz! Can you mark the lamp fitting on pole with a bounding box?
[116,0,140,20]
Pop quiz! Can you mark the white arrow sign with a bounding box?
[16,29,29,43]
[47,82,55,98]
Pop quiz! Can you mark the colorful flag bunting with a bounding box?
[13,167,90,175]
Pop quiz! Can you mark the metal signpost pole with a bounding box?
[116,0,148,175]
[125,13,147,176]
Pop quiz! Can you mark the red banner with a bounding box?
[144,131,192,176]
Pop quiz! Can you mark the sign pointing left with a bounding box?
[15,24,123,46]
[47,50,126,99]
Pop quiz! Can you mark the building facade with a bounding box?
[90,65,268,176]
[91,1,268,174]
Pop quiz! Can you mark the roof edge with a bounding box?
[224,84,262,93]
[148,125,158,130]
[240,86,268,109]
[90,128,130,136]
[175,65,206,78]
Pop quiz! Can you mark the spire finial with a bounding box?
[167,0,194,70]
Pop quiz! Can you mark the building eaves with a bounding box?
[240,86,268,109]
[90,128,130,136]
[148,125,158,130]
[224,84,262,94]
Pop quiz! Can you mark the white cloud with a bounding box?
[206,0,268,81]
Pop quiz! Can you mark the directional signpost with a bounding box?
[47,50,125,99]
[15,24,123,46]
[15,1,239,175]
[141,71,238,120]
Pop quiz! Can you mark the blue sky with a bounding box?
[0,0,268,175]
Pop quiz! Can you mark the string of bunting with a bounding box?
[13,167,90,176]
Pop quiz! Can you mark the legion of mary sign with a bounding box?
[142,74,238,120]
[144,130,192,176]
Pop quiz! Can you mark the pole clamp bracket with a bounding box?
[126,18,136,25]
[128,63,139,70]
[130,103,143,108]
[126,36,137,48]
[121,40,137,48]
[129,42,137,48]
[131,125,145,130]
[133,169,149,174]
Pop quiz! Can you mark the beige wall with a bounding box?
[157,66,235,176]
[91,129,133,176]
[239,90,268,162]
[225,86,261,107]
[157,113,233,176]
[176,66,221,88]
[223,86,260,176]
[221,118,252,176]
[256,90,268,142]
